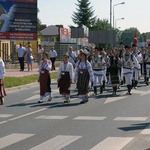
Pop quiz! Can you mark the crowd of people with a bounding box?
[37,42,150,104]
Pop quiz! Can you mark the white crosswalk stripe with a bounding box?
[0,114,13,118]
[29,135,81,150]
[73,116,106,120]
[0,133,35,149]
[90,137,133,150]
[35,115,68,120]
[114,117,148,121]
[140,124,150,135]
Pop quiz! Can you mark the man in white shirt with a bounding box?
[16,43,26,71]
[67,46,77,68]
[49,47,57,70]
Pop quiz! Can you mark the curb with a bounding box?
[6,79,57,93]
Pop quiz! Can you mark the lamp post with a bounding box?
[113,2,125,30]
[115,17,124,28]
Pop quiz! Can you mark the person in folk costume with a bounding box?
[118,42,125,85]
[74,52,94,104]
[121,45,140,95]
[99,46,109,90]
[131,44,143,89]
[57,54,73,103]
[140,46,147,81]
[91,47,105,95]
[38,52,52,103]
[143,44,150,85]
[0,57,6,105]
[108,50,121,95]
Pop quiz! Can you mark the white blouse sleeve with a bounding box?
[57,63,63,79]
[0,60,5,79]
[69,63,74,80]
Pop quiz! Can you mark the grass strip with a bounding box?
[4,72,57,88]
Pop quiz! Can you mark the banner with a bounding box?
[0,0,37,40]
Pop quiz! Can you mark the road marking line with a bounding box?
[90,137,133,150]
[114,117,147,121]
[73,116,106,120]
[0,114,13,118]
[29,135,81,150]
[105,96,127,104]
[140,124,150,135]
[35,115,68,120]
[0,133,34,149]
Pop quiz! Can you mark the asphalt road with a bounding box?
[1,78,150,150]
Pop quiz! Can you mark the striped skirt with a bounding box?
[77,69,90,95]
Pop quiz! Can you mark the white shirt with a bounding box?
[17,46,26,57]
[0,59,5,79]
[57,62,73,80]
[49,50,57,58]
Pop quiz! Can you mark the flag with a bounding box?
[133,32,137,45]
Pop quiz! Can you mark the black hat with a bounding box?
[95,47,99,50]
[132,44,137,47]
[125,45,131,49]
[148,44,150,47]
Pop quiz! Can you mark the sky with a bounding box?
[38,0,150,33]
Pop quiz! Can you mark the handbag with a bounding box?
[30,55,33,59]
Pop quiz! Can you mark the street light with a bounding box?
[113,2,125,30]
[115,17,124,28]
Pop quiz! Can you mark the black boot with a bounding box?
[112,86,117,95]
[93,87,97,95]
[126,85,132,95]
[146,77,149,85]
[100,86,103,94]
[134,81,138,89]
[132,80,134,89]
[103,80,105,90]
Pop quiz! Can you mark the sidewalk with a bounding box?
[5,68,39,77]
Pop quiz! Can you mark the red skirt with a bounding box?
[0,79,6,97]
[58,72,71,95]
[39,69,51,96]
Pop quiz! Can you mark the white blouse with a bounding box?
[57,62,73,80]
[0,59,5,79]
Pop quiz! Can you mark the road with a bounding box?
[0,78,150,150]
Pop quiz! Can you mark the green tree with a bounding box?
[91,18,110,30]
[72,0,96,28]
[119,27,140,46]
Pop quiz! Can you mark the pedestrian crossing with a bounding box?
[0,114,150,149]
[0,133,150,150]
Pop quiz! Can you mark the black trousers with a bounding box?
[50,57,56,70]
[18,57,25,71]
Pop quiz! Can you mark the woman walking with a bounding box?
[26,44,33,71]
[37,44,44,66]
[57,54,73,103]
[74,52,94,104]
[38,52,52,103]
[109,50,121,95]
[0,57,6,105]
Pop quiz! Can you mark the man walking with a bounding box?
[16,43,26,71]
[49,47,57,70]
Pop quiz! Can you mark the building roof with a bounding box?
[40,25,58,36]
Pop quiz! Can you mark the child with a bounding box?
[57,54,73,103]
[74,52,94,103]
[38,52,52,103]
[0,58,6,105]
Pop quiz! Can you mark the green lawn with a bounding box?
[4,72,57,88]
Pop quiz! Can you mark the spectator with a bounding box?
[49,47,57,70]
[26,44,34,71]
[16,43,26,71]
[37,44,44,66]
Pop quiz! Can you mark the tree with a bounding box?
[91,18,110,30]
[71,0,96,28]
[119,27,140,46]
